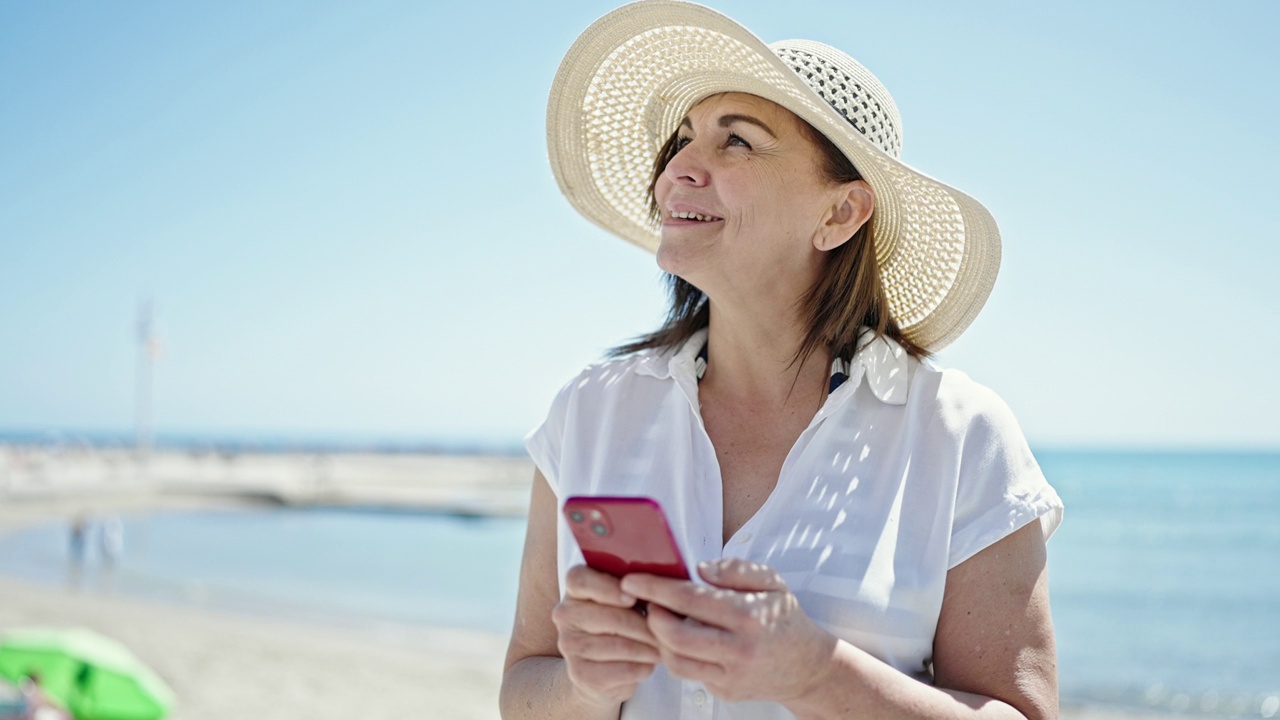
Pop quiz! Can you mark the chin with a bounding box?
[656,235,714,280]
[655,242,695,281]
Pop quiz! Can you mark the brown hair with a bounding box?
[611,112,928,365]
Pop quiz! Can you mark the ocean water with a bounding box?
[0,451,1277,716]
[1038,451,1280,716]
[0,508,527,635]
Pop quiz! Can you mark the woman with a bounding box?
[503,2,1063,719]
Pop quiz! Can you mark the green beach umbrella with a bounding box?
[0,627,173,720]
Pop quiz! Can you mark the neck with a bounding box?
[700,297,829,407]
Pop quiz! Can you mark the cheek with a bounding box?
[653,174,673,207]
[741,162,801,203]
[726,167,804,227]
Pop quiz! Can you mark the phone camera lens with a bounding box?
[569,511,584,523]
[592,523,608,536]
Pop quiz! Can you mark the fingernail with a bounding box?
[619,592,635,605]
[698,561,718,576]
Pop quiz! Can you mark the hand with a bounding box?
[620,558,837,704]
[552,564,660,708]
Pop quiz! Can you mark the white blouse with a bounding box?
[526,328,1063,720]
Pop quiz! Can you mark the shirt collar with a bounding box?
[845,328,909,405]
[634,326,908,406]
[633,327,707,381]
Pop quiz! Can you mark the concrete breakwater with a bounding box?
[0,445,535,524]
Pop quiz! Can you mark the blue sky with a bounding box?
[2,0,1277,449]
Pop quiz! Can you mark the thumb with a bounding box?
[698,558,785,592]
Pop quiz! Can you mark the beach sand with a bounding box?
[0,576,506,719]
[0,446,1171,719]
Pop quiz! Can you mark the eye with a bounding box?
[674,135,692,151]
[726,132,752,149]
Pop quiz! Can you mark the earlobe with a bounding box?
[814,182,874,252]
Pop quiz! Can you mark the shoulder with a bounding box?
[527,349,671,482]
[567,348,667,389]
[905,360,1026,445]
[545,345,678,408]
[562,329,706,395]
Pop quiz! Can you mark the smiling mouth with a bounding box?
[668,210,722,222]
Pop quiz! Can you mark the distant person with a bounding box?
[99,516,124,566]
[503,3,1064,719]
[68,515,88,564]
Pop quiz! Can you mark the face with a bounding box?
[653,93,865,302]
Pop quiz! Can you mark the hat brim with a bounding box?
[547,0,1000,352]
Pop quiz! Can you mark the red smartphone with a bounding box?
[562,496,690,580]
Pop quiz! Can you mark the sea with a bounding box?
[0,450,1276,717]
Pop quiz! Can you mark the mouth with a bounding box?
[666,210,723,223]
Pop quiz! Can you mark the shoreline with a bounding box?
[0,447,525,720]
[0,447,1186,719]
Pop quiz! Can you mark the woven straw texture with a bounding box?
[547,0,1001,351]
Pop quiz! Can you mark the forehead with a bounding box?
[682,92,801,131]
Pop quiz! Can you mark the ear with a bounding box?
[814,180,874,252]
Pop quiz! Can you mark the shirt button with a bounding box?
[739,532,751,542]
[694,690,707,707]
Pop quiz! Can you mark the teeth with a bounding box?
[670,211,717,221]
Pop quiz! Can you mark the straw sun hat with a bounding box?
[547,0,1001,352]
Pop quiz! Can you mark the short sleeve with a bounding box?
[947,384,1064,569]
[523,374,579,496]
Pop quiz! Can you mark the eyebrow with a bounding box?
[679,113,777,138]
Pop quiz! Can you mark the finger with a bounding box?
[566,658,656,695]
[559,629,661,664]
[565,564,637,607]
[698,558,785,592]
[653,629,727,685]
[621,573,739,627]
[646,602,731,664]
[662,651,725,684]
[553,598,657,647]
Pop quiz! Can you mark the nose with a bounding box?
[662,139,709,187]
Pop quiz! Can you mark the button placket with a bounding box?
[682,679,714,716]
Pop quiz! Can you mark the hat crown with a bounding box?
[770,40,903,159]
